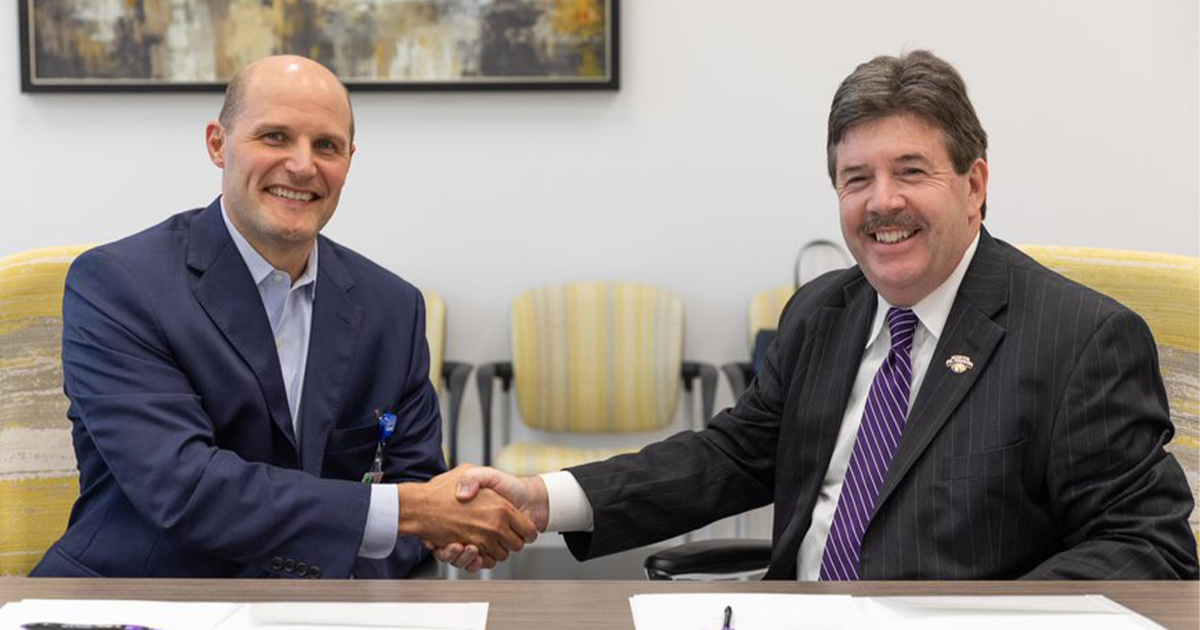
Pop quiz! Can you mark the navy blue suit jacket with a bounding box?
[32,199,445,578]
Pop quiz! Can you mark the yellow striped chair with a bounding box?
[475,281,716,476]
[748,285,798,347]
[425,289,446,395]
[0,245,92,576]
[723,240,852,397]
[1019,246,1200,540]
[421,289,473,467]
[721,285,797,397]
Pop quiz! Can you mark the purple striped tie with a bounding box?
[820,307,918,580]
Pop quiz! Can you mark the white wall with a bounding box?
[4,1,1197,529]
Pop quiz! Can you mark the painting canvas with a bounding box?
[19,0,618,91]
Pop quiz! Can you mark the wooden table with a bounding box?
[0,579,1195,629]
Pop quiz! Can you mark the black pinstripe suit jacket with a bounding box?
[565,228,1198,579]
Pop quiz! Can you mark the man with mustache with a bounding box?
[31,55,535,579]
[446,50,1198,579]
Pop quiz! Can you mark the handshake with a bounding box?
[396,465,548,572]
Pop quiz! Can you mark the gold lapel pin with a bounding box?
[946,355,974,374]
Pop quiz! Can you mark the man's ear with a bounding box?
[205,121,226,168]
[341,143,355,180]
[967,157,989,216]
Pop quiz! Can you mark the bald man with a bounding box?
[32,56,535,579]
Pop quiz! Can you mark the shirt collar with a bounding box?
[220,196,318,290]
[864,230,981,348]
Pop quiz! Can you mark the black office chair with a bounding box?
[644,538,773,580]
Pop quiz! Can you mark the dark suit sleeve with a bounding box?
[63,249,373,578]
[1023,308,1198,579]
[563,314,791,560]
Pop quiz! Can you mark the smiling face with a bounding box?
[205,56,354,277]
[835,113,987,307]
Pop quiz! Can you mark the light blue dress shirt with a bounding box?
[221,202,397,559]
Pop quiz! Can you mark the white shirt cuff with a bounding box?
[358,483,399,559]
[540,471,594,533]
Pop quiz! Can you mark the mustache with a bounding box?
[860,213,923,233]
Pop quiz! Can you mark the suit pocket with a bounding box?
[323,423,380,481]
[40,547,105,577]
[325,422,380,455]
[939,438,1029,480]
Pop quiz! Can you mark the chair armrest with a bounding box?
[441,361,473,468]
[643,538,772,580]
[720,362,754,399]
[474,361,513,467]
[681,361,718,424]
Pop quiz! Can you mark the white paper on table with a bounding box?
[854,595,1165,630]
[628,593,859,630]
[0,599,241,630]
[0,600,489,630]
[229,602,488,630]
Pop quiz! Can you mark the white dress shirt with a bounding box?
[221,201,397,559]
[541,232,981,579]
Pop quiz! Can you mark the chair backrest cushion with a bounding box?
[1019,245,1199,537]
[421,289,445,397]
[511,281,684,433]
[747,284,795,348]
[0,245,92,575]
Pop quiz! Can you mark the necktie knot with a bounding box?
[886,308,917,352]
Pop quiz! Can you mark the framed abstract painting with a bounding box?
[19,0,618,92]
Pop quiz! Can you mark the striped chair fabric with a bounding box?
[496,443,642,477]
[420,288,451,465]
[500,282,685,476]
[422,289,445,397]
[747,285,796,347]
[0,245,92,576]
[1019,245,1199,539]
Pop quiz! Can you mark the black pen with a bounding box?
[23,624,160,630]
[721,605,733,630]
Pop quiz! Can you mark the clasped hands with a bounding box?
[397,465,546,571]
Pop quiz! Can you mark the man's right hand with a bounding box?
[434,467,550,572]
[396,465,538,568]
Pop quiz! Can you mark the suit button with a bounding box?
[270,556,284,571]
[284,558,296,573]
[308,565,321,579]
[296,562,308,577]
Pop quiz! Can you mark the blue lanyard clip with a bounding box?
[362,409,398,484]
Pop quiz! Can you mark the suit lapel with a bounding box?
[768,274,878,579]
[872,229,1009,516]
[186,200,296,449]
[297,238,363,475]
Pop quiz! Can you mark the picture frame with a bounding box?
[19,0,618,92]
